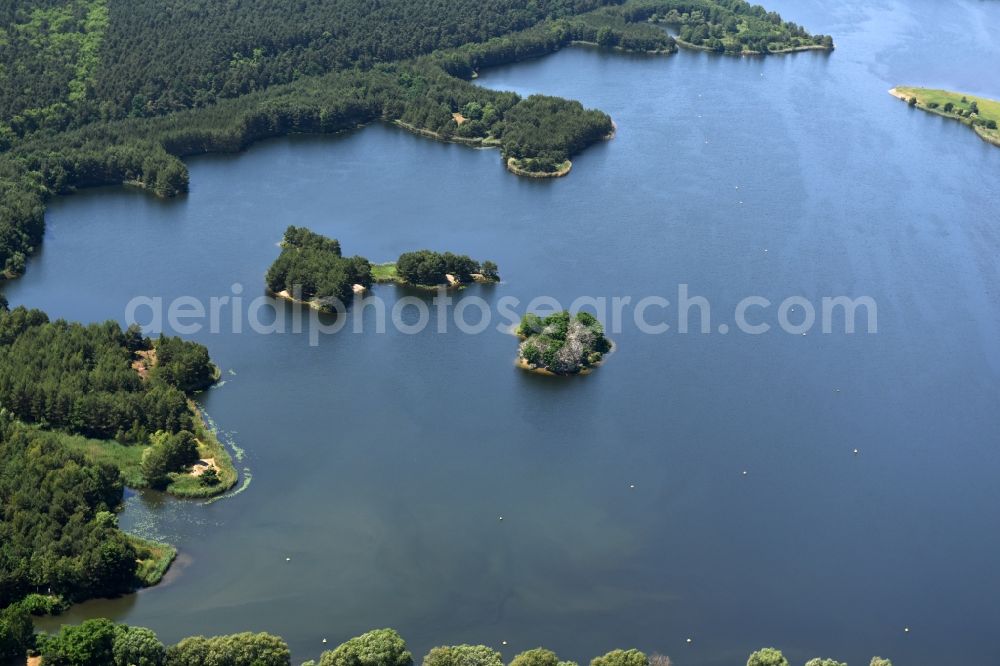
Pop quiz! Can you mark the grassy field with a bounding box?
[48,401,237,499]
[54,430,146,487]
[372,262,399,282]
[128,534,177,587]
[893,86,1000,146]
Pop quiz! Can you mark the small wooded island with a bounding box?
[267,227,500,309]
[891,87,1000,148]
[517,311,612,375]
[375,250,500,287]
[266,226,373,306]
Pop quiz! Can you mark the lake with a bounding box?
[12,0,1000,663]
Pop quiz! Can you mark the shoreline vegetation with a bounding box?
[0,0,831,281]
[674,37,831,55]
[516,311,613,375]
[267,227,500,310]
[0,304,235,642]
[48,401,237,500]
[647,7,833,55]
[506,157,573,178]
[889,87,1000,148]
[128,535,178,588]
[16,623,895,666]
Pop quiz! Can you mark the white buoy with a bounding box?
[742,470,748,476]
[498,516,503,521]
[629,484,635,489]
[286,557,291,562]
[322,639,328,644]
[502,641,508,646]
[904,627,910,633]
[686,638,693,644]
[853,448,860,455]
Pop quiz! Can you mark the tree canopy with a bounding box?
[518,310,612,374]
[266,226,372,307]
[746,648,789,666]
[0,421,136,609]
[317,628,413,666]
[165,632,291,666]
[590,649,649,666]
[423,644,503,666]
[0,306,216,441]
[395,250,498,286]
[11,618,899,666]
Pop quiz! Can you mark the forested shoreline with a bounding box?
[0,302,232,657]
[0,0,831,280]
[0,307,216,441]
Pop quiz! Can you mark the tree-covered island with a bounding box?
[268,228,499,305]
[377,250,500,288]
[516,311,612,375]
[266,226,373,310]
[890,87,1000,148]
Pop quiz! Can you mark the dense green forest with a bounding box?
[266,226,372,306]
[0,0,610,133]
[0,306,216,441]
[0,419,136,621]
[395,250,499,286]
[0,300,225,656]
[0,0,829,280]
[517,311,612,374]
[3,619,893,666]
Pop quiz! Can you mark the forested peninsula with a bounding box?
[0,0,831,280]
[890,87,1000,148]
[0,302,236,657]
[0,305,236,498]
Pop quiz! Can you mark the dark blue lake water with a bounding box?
[15,0,1000,663]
